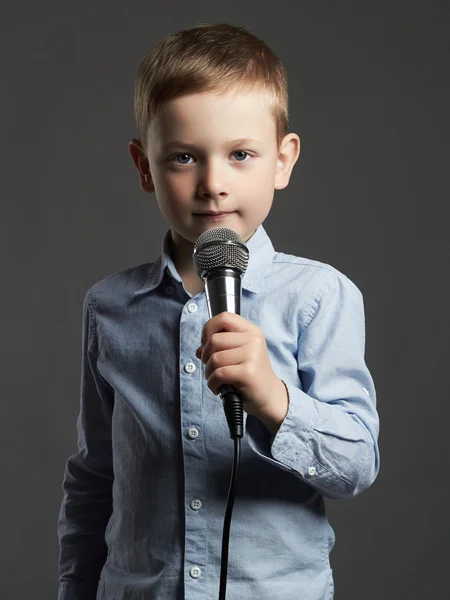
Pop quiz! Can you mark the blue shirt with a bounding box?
[58,223,380,600]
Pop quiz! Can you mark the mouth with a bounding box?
[194,211,234,216]
[193,211,236,220]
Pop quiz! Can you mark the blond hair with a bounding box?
[133,23,289,152]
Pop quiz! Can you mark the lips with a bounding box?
[195,211,233,215]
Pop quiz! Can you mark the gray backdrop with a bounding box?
[2,1,449,598]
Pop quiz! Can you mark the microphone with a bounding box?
[192,227,250,439]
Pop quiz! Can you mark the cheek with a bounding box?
[245,169,275,197]
[154,172,192,204]
[241,175,275,217]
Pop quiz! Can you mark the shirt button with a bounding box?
[187,427,199,439]
[184,362,196,374]
[190,498,202,511]
[308,466,317,476]
[187,302,198,313]
[165,286,174,294]
[189,566,201,579]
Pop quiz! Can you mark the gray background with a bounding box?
[2,1,449,598]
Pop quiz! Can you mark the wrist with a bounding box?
[256,378,289,436]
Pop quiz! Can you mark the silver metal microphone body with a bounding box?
[193,227,250,438]
[193,226,249,320]
[204,267,241,319]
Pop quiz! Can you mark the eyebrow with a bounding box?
[162,138,263,150]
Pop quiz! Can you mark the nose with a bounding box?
[196,159,230,200]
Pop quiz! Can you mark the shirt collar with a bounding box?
[134,224,275,296]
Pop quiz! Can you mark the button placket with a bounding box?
[180,297,206,596]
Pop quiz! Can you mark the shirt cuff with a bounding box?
[245,379,317,473]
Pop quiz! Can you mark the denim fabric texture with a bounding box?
[57,224,380,600]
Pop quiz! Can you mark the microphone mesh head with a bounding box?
[192,227,250,281]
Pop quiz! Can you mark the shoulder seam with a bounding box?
[96,261,155,284]
[272,252,338,273]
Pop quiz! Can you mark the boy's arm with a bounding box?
[246,271,380,499]
[57,289,114,600]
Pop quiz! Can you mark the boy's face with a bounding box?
[130,88,300,255]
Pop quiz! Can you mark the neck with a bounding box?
[169,232,196,278]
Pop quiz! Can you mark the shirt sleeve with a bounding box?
[245,270,380,500]
[57,289,114,600]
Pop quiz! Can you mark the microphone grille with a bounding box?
[192,227,250,281]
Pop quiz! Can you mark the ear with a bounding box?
[129,138,155,193]
[274,134,301,191]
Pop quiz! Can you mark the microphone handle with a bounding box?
[204,268,244,439]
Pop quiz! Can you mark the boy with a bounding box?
[58,23,380,600]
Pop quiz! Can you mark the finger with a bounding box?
[197,332,248,362]
[204,346,247,380]
[201,312,251,344]
[206,363,248,396]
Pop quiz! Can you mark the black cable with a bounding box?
[219,436,241,600]
[218,390,244,600]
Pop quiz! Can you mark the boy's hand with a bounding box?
[195,312,289,432]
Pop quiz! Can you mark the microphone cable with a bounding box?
[218,389,244,600]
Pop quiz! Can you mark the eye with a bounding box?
[232,151,251,162]
[170,151,252,165]
[173,153,193,165]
